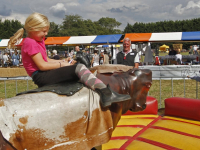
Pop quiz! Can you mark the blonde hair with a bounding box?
[8,12,50,49]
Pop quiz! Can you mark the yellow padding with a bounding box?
[121,115,158,119]
[118,115,158,126]
[126,140,165,150]
[112,127,142,137]
[154,119,200,137]
[140,129,200,150]
[102,139,127,150]
[117,118,154,126]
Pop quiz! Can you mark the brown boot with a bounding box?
[95,84,131,108]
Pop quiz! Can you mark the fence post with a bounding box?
[171,78,173,97]
[16,80,18,94]
[27,79,29,91]
[159,77,162,108]
[196,80,198,99]
[4,80,7,99]
[184,77,185,98]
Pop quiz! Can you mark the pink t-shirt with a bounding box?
[21,37,47,76]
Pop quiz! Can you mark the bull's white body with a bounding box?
[0,87,113,150]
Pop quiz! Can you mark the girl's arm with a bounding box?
[31,53,73,71]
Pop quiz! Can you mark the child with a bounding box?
[7,12,130,108]
[99,57,104,65]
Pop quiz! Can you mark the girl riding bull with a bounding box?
[7,12,130,108]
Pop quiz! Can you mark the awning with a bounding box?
[0,39,9,47]
[45,37,70,45]
[122,31,200,43]
[91,34,123,44]
[121,33,152,43]
[63,36,97,45]
[181,31,200,41]
[16,38,25,47]
[149,32,182,42]
[0,38,23,47]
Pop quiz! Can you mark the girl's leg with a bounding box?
[75,64,106,90]
[75,64,131,107]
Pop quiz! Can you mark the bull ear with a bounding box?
[129,69,136,76]
[129,69,140,76]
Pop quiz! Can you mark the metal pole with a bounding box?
[171,78,173,97]
[160,77,162,108]
[27,79,29,91]
[4,80,6,99]
[184,77,185,98]
[16,80,18,94]
[196,80,198,99]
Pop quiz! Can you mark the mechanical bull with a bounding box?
[0,66,152,150]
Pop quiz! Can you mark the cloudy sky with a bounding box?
[0,0,200,31]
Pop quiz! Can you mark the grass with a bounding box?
[0,80,37,100]
[1,79,199,108]
[149,79,200,108]
[158,51,189,56]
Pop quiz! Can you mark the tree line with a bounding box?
[0,14,200,49]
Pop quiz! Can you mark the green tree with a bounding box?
[48,22,60,37]
[97,17,122,34]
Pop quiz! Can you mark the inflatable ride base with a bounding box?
[102,97,200,150]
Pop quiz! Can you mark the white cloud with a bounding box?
[50,3,67,18]
[175,1,200,14]
[0,0,200,31]
[0,13,27,24]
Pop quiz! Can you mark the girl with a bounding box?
[7,12,130,108]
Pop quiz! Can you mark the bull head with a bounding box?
[128,68,152,112]
[116,68,152,113]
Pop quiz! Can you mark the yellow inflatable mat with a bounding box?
[102,115,200,150]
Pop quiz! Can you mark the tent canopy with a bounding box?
[0,39,9,47]
[159,44,169,51]
[45,37,70,45]
[181,31,200,41]
[122,31,200,43]
[91,34,123,44]
[63,36,97,45]
[121,33,152,43]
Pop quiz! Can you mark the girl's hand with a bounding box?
[60,61,70,67]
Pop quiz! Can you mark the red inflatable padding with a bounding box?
[123,96,158,115]
[165,97,200,121]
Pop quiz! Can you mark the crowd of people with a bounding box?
[0,49,21,67]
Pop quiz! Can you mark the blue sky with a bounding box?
[0,0,200,30]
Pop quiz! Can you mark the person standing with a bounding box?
[12,50,20,66]
[2,52,8,67]
[103,50,109,65]
[116,38,139,68]
[91,50,99,67]
[189,46,193,55]
[175,49,182,65]
[193,45,198,55]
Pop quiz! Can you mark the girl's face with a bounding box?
[28,26,49,41]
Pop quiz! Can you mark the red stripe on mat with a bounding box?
[118,116,162,150]
[161,117,200,127]
[151,126,200,139]
[137,137,182,150]
[111,136,132,140]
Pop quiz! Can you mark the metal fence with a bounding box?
[0,73,200,109]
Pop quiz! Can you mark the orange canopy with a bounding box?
[45,37,70,45]
[121,33,152,43]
